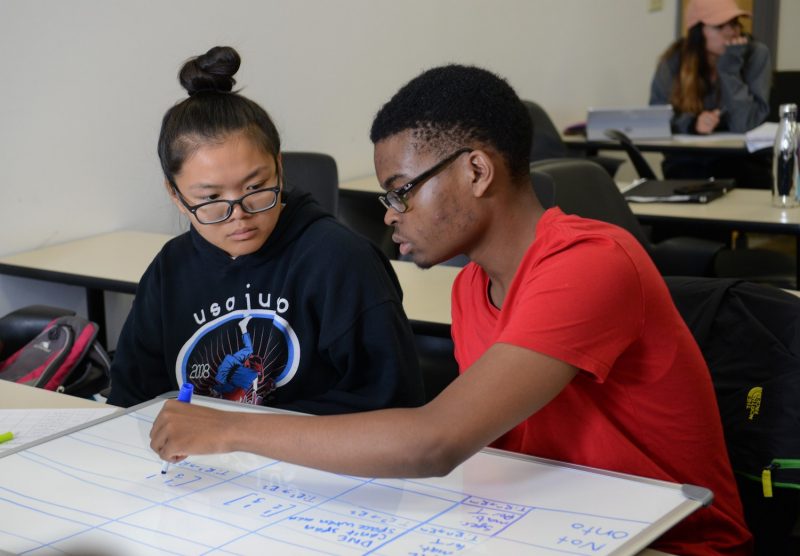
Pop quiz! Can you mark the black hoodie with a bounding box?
[107,192,424,413]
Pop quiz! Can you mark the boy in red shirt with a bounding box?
[153,64,752,554]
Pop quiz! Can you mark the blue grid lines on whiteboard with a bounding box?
[0,399,694,555]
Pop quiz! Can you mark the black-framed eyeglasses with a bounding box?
[171,183,282,225]
[378,147,472,213]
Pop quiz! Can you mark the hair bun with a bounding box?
[179,46,241,96]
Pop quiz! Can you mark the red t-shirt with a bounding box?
[451,208,752,555]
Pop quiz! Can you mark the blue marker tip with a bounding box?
[161,383,195,474]
[178,382,194,403]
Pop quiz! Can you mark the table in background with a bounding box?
[342,174,800,277]
[563,134,750,157]
[630,189,800,286]
[8,192,792,340]
[0,231,164,347]
[340,175,378,193]
[0,231,457,345]
[0,380,108,409]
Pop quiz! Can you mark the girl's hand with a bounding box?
[695,109,721,134]
[150,400,239,462]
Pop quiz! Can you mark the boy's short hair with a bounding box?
[370,64,533,179]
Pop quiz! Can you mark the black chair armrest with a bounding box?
[604,129,658,180]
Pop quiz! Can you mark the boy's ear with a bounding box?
[467,149,495,198]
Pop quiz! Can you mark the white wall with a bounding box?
[777,0,800,70]
[0,0,679,346]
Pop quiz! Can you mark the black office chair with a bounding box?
[531,158,726,277]
[413,333,458,402]
[337,192,399,260]
[666,276,800,556]
[767,71,800,123]
[523,100,624,178]
[281,151,339,215]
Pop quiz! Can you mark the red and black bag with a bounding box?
[0,315,110,397]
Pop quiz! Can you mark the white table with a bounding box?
[629,189,800,285]
[0,380,109,409]
[563,133,750,156]
[629,189,800,230]
[341,176,800,286]
[0,231,457,341]
[340,175,378,193]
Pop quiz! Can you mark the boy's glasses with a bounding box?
[378,148,472,213]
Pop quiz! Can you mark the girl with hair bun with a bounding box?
[649,0,772,186]
[108,46,424,413]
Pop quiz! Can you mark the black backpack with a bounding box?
[666,277,800,555]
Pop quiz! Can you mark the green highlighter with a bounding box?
[0,431,14,444]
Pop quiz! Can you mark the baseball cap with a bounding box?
[684,0,750,30]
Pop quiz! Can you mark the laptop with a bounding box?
[586,105,673,141]
[623,178,735,204]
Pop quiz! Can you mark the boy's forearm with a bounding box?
[229,407,454,478]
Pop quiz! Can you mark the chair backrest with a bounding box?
[414,333,459,403]
[523,100,569,161]
[281,151,339,215]
[530,168,556,209]
[523,100,625,178]
[768,71,800,123]
[338,190,399,260]
[530,158,652,248]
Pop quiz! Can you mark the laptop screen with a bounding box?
[586,105,673,141]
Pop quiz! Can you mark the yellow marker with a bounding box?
[0,431,13,444]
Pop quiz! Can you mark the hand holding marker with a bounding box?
[160,383,194,474]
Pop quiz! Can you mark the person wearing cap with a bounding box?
[649,0,771,186]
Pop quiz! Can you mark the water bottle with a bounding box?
[772,103,799,208]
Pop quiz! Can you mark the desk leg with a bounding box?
[86,288,107,348]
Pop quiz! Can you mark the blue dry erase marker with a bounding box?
[160,383,194,474]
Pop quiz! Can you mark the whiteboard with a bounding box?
[0,396,710,555]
